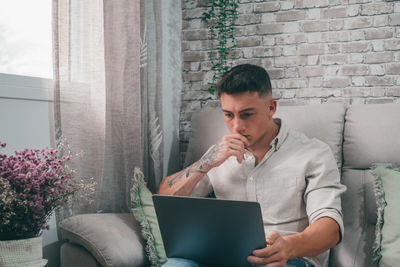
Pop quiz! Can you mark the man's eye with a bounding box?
[224,113,233,118]
[242,113,253,118]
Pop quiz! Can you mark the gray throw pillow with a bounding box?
[130,167,167,267]
[372,164,400,267]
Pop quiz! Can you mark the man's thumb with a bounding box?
[266,231,280,245]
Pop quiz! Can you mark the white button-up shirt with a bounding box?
[191,119,346,267]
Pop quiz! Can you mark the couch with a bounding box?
[59,103,400,267]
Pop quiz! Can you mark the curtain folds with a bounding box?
[52,0,145,220]
[52,0,179,222]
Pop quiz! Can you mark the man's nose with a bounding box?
[233,117,245,132]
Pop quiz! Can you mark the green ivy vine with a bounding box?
[202,0,239,95]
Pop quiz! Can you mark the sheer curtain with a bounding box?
[52,0,144,219]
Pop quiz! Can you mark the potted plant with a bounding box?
[0,140,95,266]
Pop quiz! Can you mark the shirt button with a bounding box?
[249,176,254,181]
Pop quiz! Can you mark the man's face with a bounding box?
[220,91,277,148]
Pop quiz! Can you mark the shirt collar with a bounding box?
[269,118,289,152]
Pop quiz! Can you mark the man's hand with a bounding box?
[203,133,250,168]
[248,231,290,267]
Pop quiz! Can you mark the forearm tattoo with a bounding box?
[167,143,224,187]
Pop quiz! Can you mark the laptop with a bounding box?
[152,195,266,267]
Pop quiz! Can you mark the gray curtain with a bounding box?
[141,0,182,191]
[52,0,143,218]
[52,0,181,221]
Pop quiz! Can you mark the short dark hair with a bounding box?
[215,64,272,97]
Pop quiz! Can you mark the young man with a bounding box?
[158,64,346,267]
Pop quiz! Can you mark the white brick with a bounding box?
[190,62,201,71]
[299,66,324,77]
[395,2,400,13]
[238,3,254,13]
[352,76,366,86]
[364,28,393,40]
[276,10,307,22]
[309,77,323,88]
[351,98,366,104]
[366,76,394,86]
[299,44,325,55]
[261,13,276,24]
[361,3,393,16]
[276,78,308,88]
[301,21,329,32]
[347,5,360,17]
[320,54,348,65]
[350,54,364,64]
[307,32,322,43]
[308,98,323,105]
[307,9,321,20]
[364,52,394,64]
[281,1,295,10]
[342,88,371,97]
[325,66,339,76]
[282,89,296,98]
[242,48,254,58]
[389,15,400,26]
[308,55,319,65]
[283,22,300,33]
[340,65,369,75]
[344,17,373,30]
[374,15,389,27]
[282,46,297,56]
[350,30,365,41]
[297,88,341,97]
[369,64,385,76]
[276,34,306,44]
[372,40,385,52]
[285,68,299,78]
[328,43,341,54]
[278,99,308,106]
[329,20,344,30]
[268,69,285,79]
[254,2,279,13]
[273,90,283,99]
[295,0,329,8]
[262,36,276,46]
[262,58,273,68]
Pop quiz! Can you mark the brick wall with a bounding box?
[180,0,400,163]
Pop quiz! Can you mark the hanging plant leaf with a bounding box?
[202,0,239,95]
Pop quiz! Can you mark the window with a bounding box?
[0,0,52,79]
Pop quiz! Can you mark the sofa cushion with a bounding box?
[372,164,400,267]
[343,104,400,169]
[330,169,377,267]
[184,104,346,167]
[275,103,346,167]
[59,213,148,267]
[60,242,101,267]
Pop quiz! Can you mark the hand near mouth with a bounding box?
[201,131,250,168]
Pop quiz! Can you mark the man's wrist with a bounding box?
[283,232,304,260]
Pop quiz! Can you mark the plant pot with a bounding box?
[0,236,48,267]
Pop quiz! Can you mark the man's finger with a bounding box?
[229,138,246,149]
[248,254,280,265]
[232,149,244,163]
[252,245,278,258]
[230,133,250,147]
[266,231,281,244]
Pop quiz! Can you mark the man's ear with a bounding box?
[269,100,277,113]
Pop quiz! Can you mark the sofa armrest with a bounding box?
[59,213,149,267]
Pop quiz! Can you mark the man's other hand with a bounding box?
[248,231,289,267]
